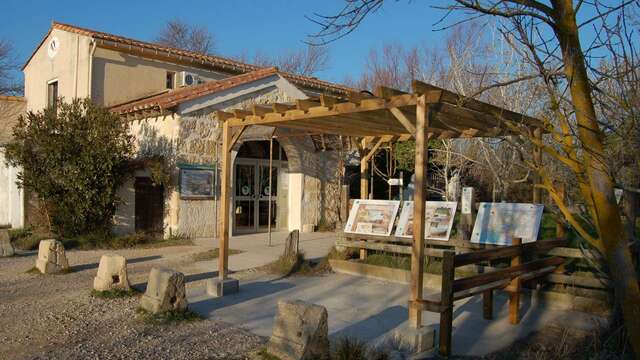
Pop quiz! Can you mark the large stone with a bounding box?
[93,254,130,291]
[266,299,329,360]
[140,268,187,314]
[35,239,69,274]
[0,229,15,257]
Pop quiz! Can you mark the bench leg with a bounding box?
[482,289,493,320]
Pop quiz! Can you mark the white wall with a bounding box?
[0,149,24,228]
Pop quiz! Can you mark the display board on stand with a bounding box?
[344,200,401,236]
[471,203,544,245]
[395,201,458,241]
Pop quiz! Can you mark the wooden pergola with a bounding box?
[214,80,543,330]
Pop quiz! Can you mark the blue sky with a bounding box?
[0,0,620,86]
[1,0,456,84]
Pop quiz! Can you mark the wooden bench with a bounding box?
[409,237,568,356]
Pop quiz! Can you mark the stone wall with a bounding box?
[126,87,345,238]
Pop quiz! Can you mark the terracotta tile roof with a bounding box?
[24,21,354,96]
[110,67,280,115]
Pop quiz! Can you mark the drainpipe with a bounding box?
[87,39,97,100]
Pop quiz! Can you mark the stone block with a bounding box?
[35,239,69,274]
[93,254,130,291]
[393,325,436,354]
[206,277,239,297]
[0,229,15,257]
[266,299,329,360]
[140,268,187,314]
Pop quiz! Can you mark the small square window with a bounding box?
[166,72,175,89]
[47,81,58,109]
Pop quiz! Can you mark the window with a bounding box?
[47,81,58,109]
[166,72,175,89]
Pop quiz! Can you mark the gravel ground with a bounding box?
[0,245,266,360]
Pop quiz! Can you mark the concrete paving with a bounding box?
[191,230,336,272]
[186,231,607,357]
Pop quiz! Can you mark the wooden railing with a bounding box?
[411,237,568,356]
[335,233,599,356]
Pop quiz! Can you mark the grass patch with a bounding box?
[62,232,192,250]
[258,348,281,360]
[91,288,139,298]
[192,248,242,262]
[332,336,390,360]
[136,307,202,325]
[266,251,332,277]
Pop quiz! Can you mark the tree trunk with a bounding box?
[552,0,640,354]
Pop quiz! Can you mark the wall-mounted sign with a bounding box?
[395,201,458,241]
[387,178,403,186]
[180,168,215,199]
[471,203,544,245]
[47,37,60,59]
[461,187,474,214]
[344,200,400,236]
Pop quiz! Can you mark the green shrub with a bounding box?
[5,98,134,237]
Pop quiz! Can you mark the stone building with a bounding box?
[17,21,353,238]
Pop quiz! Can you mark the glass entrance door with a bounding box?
[234,159,278,234]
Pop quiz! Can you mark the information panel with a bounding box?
[344,200,401,236]
[395,201,458,241]
[470,203,544,245]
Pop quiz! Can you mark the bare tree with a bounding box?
[155,19,215,54]
[0,39,22,95]
[238,45,329,76]
[309,0,640,352]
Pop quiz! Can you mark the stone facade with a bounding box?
[123,84,344,238]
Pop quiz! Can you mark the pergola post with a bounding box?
[208,119,239,297]
[409,94,429,328]
[532,127,542,203]
[219,120,231,280]
[360,138,370,200]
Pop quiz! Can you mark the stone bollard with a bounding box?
[140,268,187,314]
[35,239,69,274]
[93,254,130,291]
[0,227,15,257]
[266,299,329,360]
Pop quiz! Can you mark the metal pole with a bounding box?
[400,171,404,202]
[267,136,274,246]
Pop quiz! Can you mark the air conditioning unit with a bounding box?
[176,71,202,87]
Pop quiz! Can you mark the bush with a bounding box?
[9,227,51,250]
[5,98,134,237]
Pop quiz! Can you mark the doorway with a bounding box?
[233,140,287,234]
[134,177,164,237]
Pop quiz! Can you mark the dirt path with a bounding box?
[0,245,266,360]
